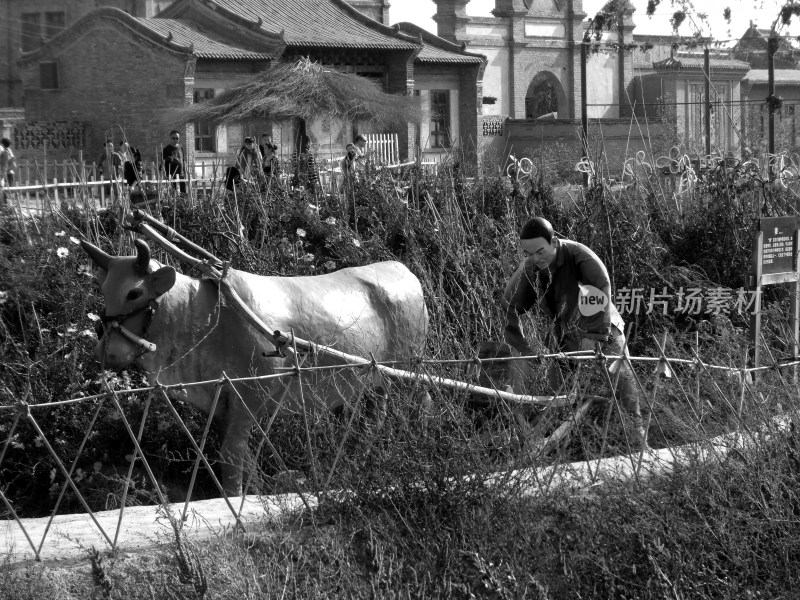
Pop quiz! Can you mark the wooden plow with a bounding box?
[125,207,582,411]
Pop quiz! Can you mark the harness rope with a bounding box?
[96,298,159,356]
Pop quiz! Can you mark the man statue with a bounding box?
[502,216,646,447]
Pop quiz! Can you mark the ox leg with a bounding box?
[219,412,253,497]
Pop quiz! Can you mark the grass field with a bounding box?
[1,153,800,598]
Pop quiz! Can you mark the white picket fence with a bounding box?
[2,158,218,212]
[2,140,438,212]
[363,133,399,166]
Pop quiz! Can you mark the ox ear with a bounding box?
[80,240,111,272]
[149,266,176,296]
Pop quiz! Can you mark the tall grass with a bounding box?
[1,158,799,597]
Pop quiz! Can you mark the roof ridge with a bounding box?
[394,21,485,59]
[18,6,194,63]
[160,0,265,31]
[329,0,408,38]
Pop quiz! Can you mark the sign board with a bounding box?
[758,216,798,284]
[749,215,800,380]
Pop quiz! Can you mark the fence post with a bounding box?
[704,47,711,157]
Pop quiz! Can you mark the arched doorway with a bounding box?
[525,72,567,119]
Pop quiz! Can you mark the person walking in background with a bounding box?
[339,142,358,194]
[97,139,122,181]
[162,130,186,193]
[354,134,369,172]
[262,142,280,181]
[291,136,320,194]
[0,138,16,187]
[119,141,143,186]
[502,216,647,449]
[258,133,273,160]
[236,137,263,183]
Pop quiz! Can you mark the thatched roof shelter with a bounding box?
[170,57,420,127]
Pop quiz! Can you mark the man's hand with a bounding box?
[579,338,598,353]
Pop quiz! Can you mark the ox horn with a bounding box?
[134,239,152,275]
[80,239,111,271]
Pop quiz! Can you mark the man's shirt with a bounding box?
[503,238,624,353]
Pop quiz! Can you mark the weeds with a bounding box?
[1,159,799,597]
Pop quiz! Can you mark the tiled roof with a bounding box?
[743,69,800,85]
[208,0,418,49]
[417,44,484,64]
[653,55,750,72]
[135,18,277,59]
[394,22,485,65]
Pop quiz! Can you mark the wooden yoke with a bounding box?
[125,210,569,408]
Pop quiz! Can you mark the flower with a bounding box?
[77,263,93,277]
[324,260,336,271]
[352,238,361,248]
[0,291,7,305]
[55,230,66,237]
[69,236,80,245]
[324,216,336,225]
[56,247,69,258]
[302,253,315,263]
[296,228,307,238]
[87,312,100,322]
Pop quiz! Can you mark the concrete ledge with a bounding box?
[2,493,315,565]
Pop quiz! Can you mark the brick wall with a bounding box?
[19,18,190,164]
[1,1,176,107]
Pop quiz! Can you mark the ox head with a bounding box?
[81,239,177,370]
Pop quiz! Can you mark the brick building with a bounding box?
[11,0,485,166]
[1,0,176,108]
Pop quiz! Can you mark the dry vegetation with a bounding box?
[1,148,800,598]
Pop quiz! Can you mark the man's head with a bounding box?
[244,137,254,148]
[0,138,10,149]
[261,133,271,144]
[169,130,180,145]
[519,217,557,271]
[346,143,356,155]
[105,139,114,149]
[355,134,366,149]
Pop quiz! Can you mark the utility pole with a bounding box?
[703,47,711,157]
[768,33,777,168]
[580,39,589,187]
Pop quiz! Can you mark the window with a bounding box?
[21,13,41,52]
[193,88,215,152]
[44,12,65,39]
[685,82,704,153]
[39,62,59,90]
[430,90,451,149]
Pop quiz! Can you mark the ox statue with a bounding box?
[81,239,428,495]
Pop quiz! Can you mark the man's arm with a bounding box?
[574,244,613,339]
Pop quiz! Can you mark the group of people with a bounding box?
[98,139,144,187]
[224,133,281,193]
[338,134,368,193]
